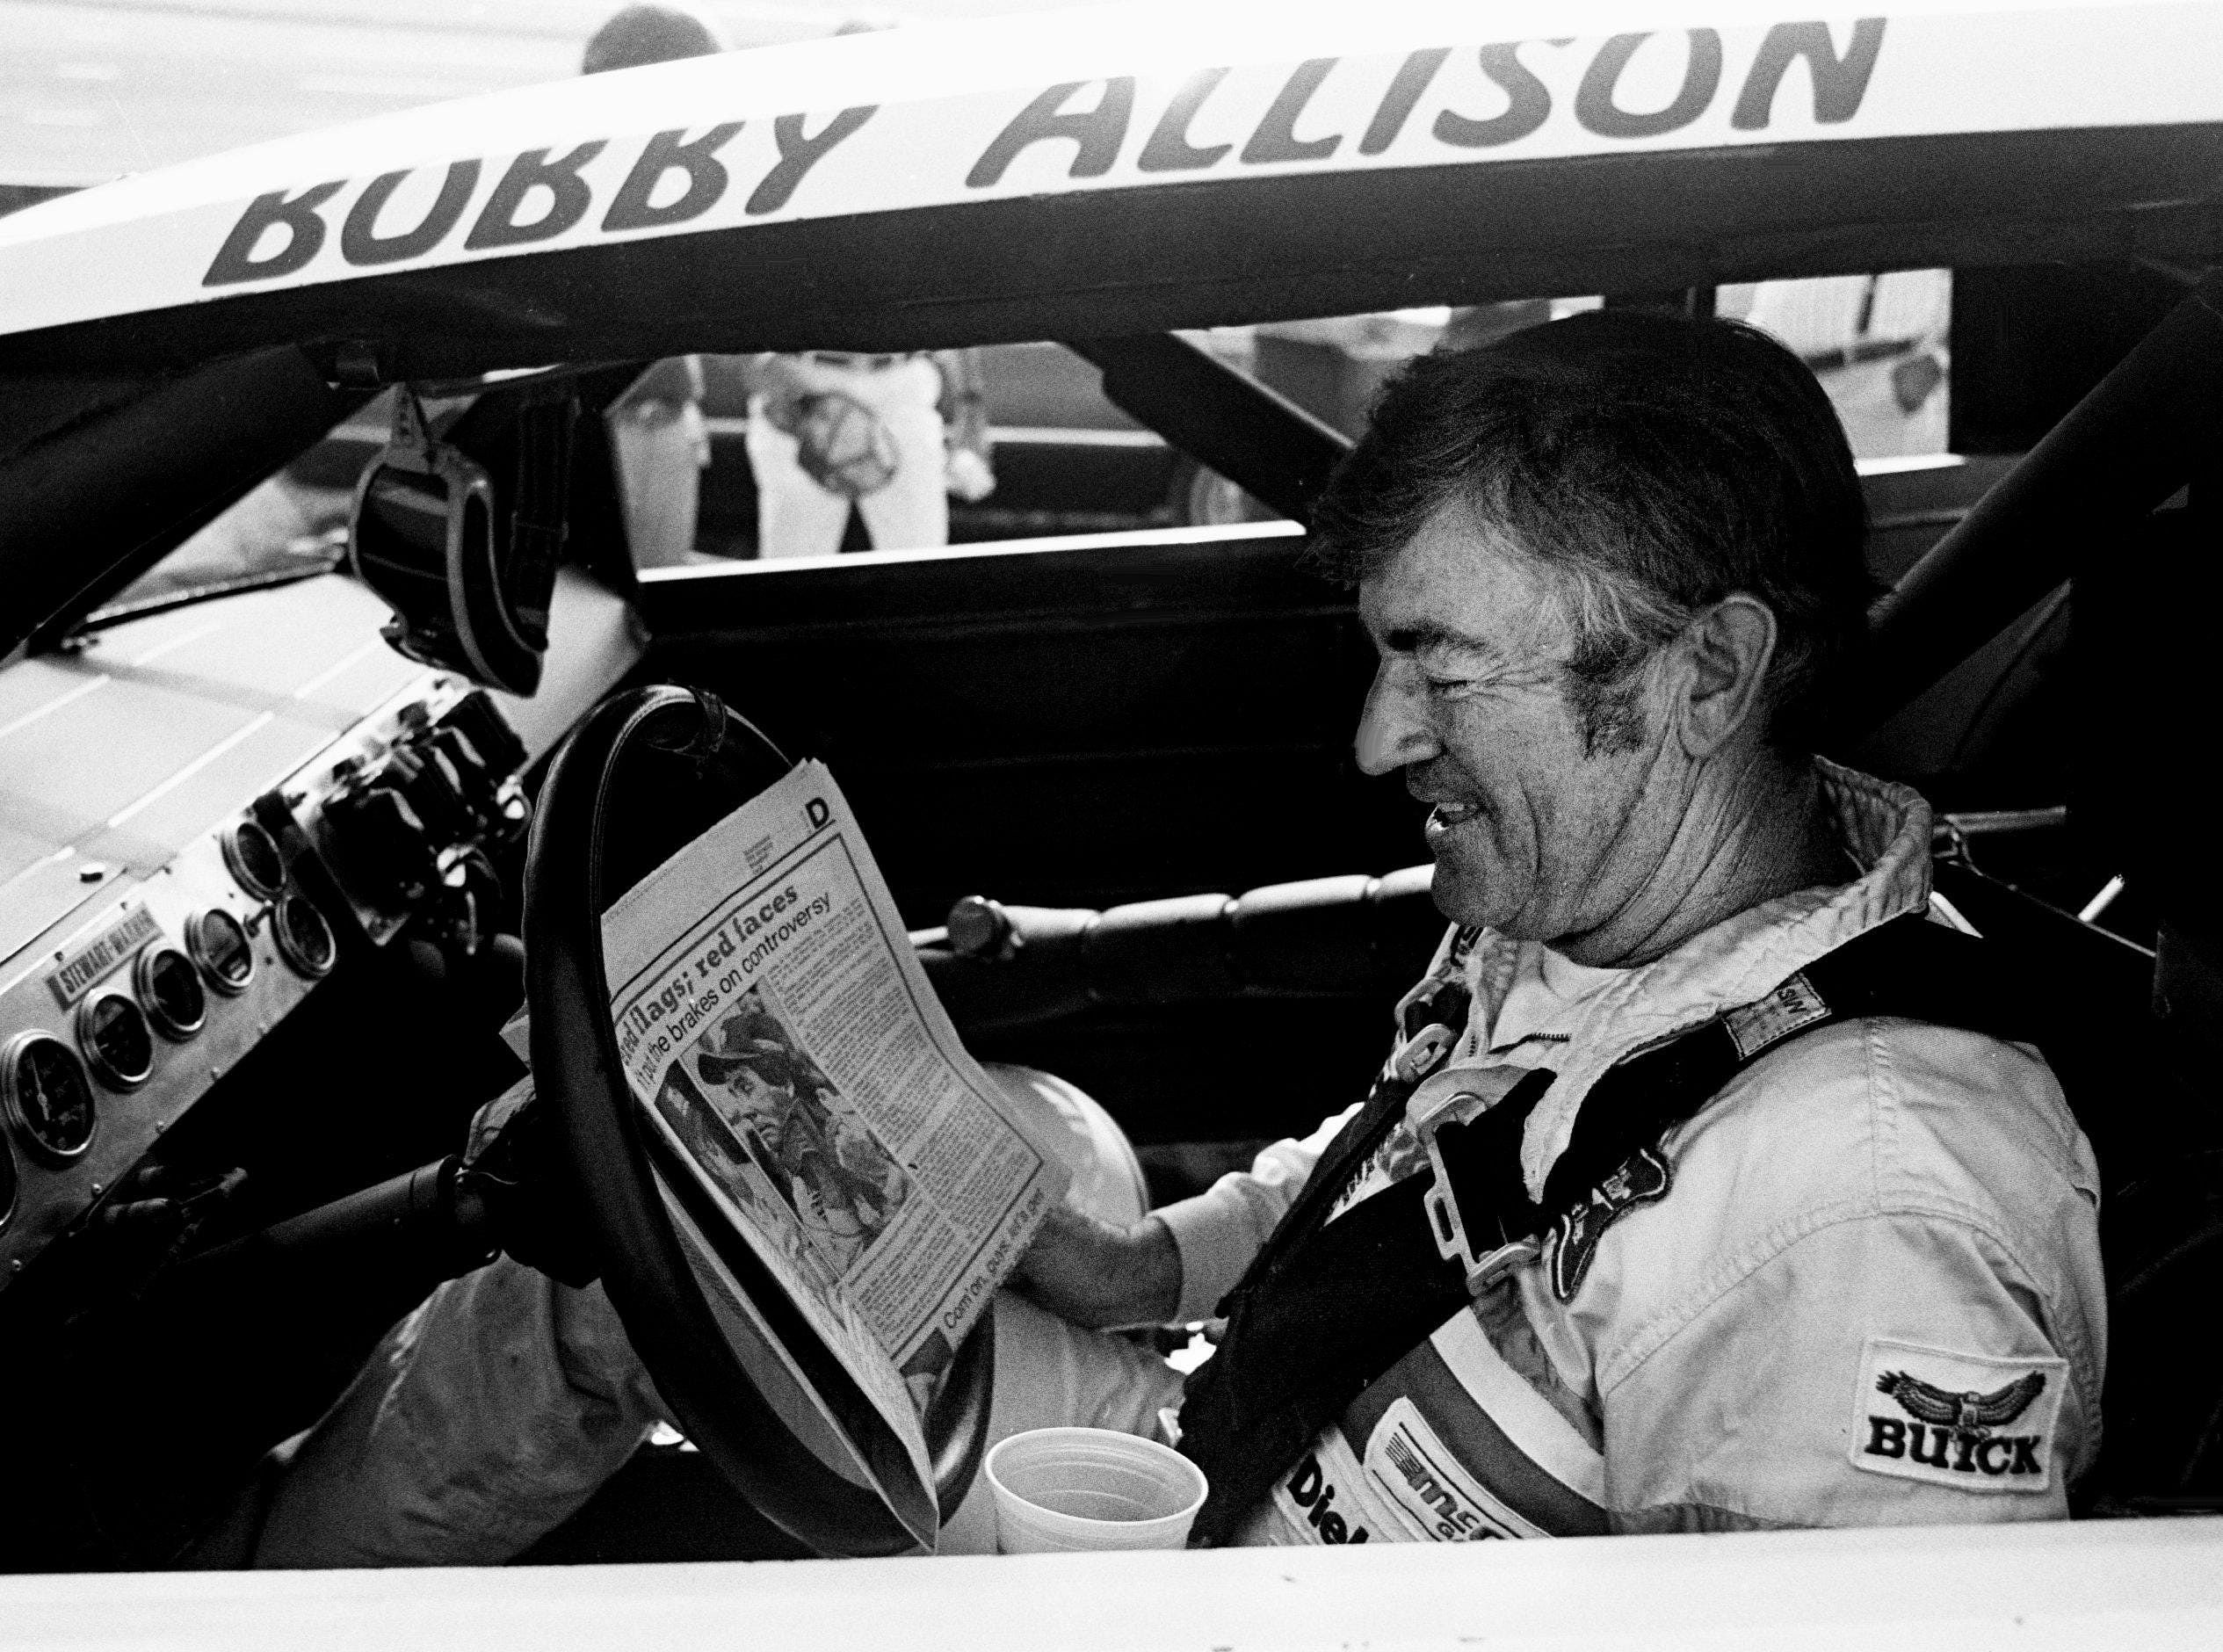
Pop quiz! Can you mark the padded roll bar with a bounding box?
[1066,333,1352,525]
[1855,269,2223,735]
[7,347,370,658]
[917,866,1441,1033]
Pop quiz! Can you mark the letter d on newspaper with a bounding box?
[601,760,1069,1539]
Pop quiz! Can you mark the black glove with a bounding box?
[457,1079,602,1288]
[46,1162,248,1330]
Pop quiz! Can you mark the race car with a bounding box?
[2,0,2222,1641]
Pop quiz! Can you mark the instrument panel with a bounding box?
[266,675,529,953]
[0,810,329,1265]
[0,577,544,1286]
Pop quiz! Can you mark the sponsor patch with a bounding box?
[1722,970,1833,1061]
[1248,1429,1395,1547]
[1849,1337,2066,1494]
[1547,1147,1669,1301]
[1360,1397,1536,1540]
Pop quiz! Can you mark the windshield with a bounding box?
[85,475,351,631]
[88,268,1954,631]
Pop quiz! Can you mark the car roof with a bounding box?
[2,0,2220,380]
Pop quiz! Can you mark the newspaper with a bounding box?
[598,759,1068,1503]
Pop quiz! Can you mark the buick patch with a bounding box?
[1547,1147,1669,1301]
[1850,1337,2067,1493]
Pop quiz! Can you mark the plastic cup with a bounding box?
[983,1426,1209,1554]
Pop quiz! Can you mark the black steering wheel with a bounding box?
[522,684,995,1557]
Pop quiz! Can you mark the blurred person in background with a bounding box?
[583,5,720,569]
[744,344,994,558]
[585,4,996,563]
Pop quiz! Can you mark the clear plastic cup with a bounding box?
[983,1426,1209,1554]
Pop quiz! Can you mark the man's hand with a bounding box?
[1012,1204,1182,1330]
[460,1079,600,1289]
[945,446,996,502]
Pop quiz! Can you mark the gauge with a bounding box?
[188,909,254,995]
[221,818,286,901]
[3,1032,98,1162]
[136,944,207,1040]
[77,992,155,1090]
[274,889,337,978]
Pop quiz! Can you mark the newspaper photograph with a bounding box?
[600,759,1068,1465]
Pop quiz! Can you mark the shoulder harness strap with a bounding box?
[1177,909,2044,1547]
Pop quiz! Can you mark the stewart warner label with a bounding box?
[47,904,161,1008]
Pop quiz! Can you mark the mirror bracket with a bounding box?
[350,388,568,697]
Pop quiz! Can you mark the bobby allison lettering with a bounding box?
[965,20,1884,187]
[203,20,1886,288]
[205,109,877,286]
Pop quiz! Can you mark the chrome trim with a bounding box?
[273,891,337,979]
[187,909,255,995]
[220,818,286,901]
[2,1031,98,1163]
[135,943,207,1040]
[76,991,155,1090]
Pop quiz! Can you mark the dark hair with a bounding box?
[1307,309,1870,752]
[582,4,722,74]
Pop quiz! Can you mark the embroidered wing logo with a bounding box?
[1876,1369,2046,1435]
[1547,1147,1670,1301]
[1851,1339,2065,1493]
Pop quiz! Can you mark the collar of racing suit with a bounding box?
[1435,758,1940,1203]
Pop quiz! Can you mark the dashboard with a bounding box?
[0,568,638,1287]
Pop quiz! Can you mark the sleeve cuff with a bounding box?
[1157,1185,1268,1323]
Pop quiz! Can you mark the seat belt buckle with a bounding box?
[1389,1020,1458,1083]
[1408,1073,1535,1291]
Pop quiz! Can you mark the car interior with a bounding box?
[1,254,2219,1572]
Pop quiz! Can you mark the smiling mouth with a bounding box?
[1426,800,1481,830]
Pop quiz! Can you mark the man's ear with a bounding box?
[1673,594,1778,758]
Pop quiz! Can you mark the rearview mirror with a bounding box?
[350,389,562,696]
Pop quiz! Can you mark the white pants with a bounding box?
[746,356,950,558]
[245,1066,1184,1567]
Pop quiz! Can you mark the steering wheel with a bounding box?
[522,684,994,1558]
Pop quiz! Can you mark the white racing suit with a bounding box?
[243,763,2101,1562]
[243,1068,1180,1565]
[1162,761,2103,1540]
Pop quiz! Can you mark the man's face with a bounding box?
[1355,508,1675,946]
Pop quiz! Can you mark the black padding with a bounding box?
[1066,333,1350,525]
[2097,1147,2223,1510]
